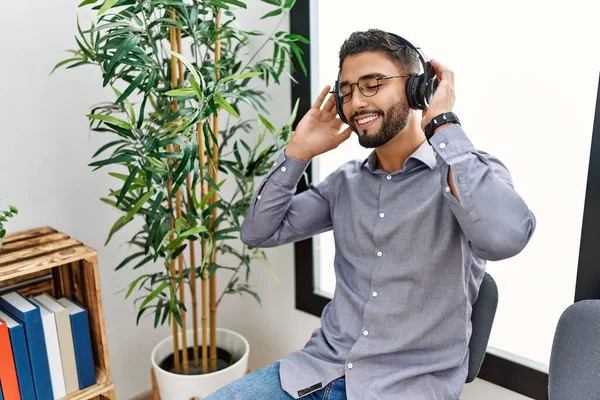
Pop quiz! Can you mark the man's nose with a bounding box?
[349,86,368,111]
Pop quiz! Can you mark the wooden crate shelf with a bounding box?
[0,226,114,400]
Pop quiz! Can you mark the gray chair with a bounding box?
[466,272,498,383]
[548,299,600,399]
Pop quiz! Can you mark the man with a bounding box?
[206,29,536,399]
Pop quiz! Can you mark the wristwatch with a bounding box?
[424,112,460,143]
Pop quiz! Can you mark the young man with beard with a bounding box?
[205,29,536,399]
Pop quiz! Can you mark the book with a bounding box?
[0,292,54,400]
[29,297,67,399]
[0,310,34,400]
[57,297,96,390]
[0,315,20,400]
[32,294,79,395]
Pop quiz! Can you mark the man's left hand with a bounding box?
[421,59,456,133]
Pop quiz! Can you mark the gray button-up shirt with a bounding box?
[240,125,536,399]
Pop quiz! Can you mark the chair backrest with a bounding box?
[466,272,498,383]
[548,300,600,399]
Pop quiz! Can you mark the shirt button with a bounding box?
[386,175,392,180]
[257,195,262,200]
[363,330,369,336]
[281,166,287,172]
[376,251,383,257]
[372,291,378,297]
[379,212,385,218]
[439,143,446,149]
[347,362,354,369]
[445,186,451,193]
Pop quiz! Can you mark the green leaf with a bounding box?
[260,8,282,19]
[116,251,145,271]
[105,215,127,245]
[169,50,201,88]
[261,0,280,5]
[117,166,139,207]
[88,154,135,170]
[115,71,148,104]
[98,0,120,15]
[132,254,154,269]
[103,35,141,87]
[181,225,208,238]
[79,0,99,6]
[219,71,262,84]
[125,274,149,299]
[165,88,197,97]
[140,281,167,310]
[214,93,239,118]
[49,57,82,75]
[149,191,165,217]
[123,189,154,224]
[154,299,163,328]
[221,0,247,7]
[87,114,131,129]
[92,140,125,158]
[169,148,191,197]
[109,172,145,187]
[258,114,276,133]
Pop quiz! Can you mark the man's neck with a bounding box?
[375,126,426,173]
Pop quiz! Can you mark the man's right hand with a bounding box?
[285,85,353,162]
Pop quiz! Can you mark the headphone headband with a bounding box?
[334,31,438,124]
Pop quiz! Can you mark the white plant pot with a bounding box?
[151,327,249,400]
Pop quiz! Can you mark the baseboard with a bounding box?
[130,390,153,400]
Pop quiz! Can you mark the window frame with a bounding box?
[289,2,600,397]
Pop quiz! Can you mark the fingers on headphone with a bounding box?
[324,94,336,112]
[313,85,331,109]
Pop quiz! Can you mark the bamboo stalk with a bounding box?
[172,21,189,375]
[166,176,179,374]
[178,26,200,371]
[178,22,200,368]
[167,13,185,374]
[209,8,222,374]
[198,121,209,374]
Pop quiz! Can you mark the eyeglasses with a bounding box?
[334,74,411,104]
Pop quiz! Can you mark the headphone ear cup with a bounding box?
[334,84,348,124]
[405,73,423,110]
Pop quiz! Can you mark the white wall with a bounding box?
[0,1,535,399]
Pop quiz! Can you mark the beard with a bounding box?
[350,100,410,148]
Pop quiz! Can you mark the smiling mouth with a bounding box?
[355,114,380,126]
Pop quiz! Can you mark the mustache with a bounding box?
[350,110,384,124]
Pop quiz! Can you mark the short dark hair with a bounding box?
[338,29,421,74]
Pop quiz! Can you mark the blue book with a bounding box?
[0,292,54,400]
[0,309,35,400]
[57,298,96,390]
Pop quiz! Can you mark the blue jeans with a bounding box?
[204,361,346,400]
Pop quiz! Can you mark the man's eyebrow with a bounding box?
[339,73,386,86]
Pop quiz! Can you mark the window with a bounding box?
[290,1,600,397]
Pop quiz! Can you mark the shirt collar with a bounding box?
[361,139,437,173]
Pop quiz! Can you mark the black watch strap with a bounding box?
[424,112,460,143]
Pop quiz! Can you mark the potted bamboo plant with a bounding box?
[52,0,306,397]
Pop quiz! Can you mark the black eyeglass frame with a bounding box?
[332,74,412,103]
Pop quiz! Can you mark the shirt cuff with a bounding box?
[428,124,476,163]
[266,150,311,188]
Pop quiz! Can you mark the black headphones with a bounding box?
[334,32,438,125]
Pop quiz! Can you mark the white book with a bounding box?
[33,294,79,394]
[30,297,67,399]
